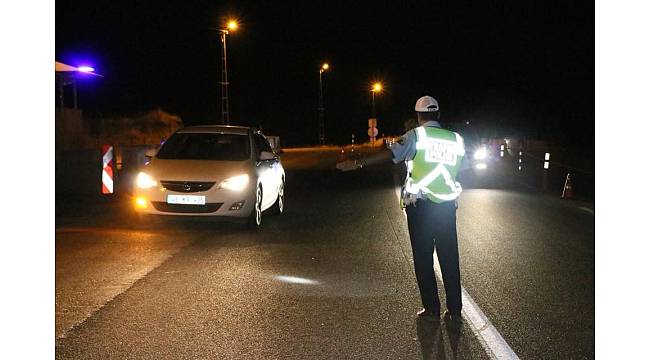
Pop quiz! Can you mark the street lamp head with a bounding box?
[77,66,95,73]
[322,63,329,71]
[227,20,239,31]
[372,82,383,93]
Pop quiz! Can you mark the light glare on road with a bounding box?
[274,275,319,285]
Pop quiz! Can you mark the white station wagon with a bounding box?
[133,125,285,227]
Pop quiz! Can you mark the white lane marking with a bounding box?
[393,174,403,200]
[392,178,519,360]
[434,260,520,360]
[577,206,595,215]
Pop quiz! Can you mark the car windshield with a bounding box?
[157,133,250,161]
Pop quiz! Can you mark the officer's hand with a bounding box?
[336,160,360,172]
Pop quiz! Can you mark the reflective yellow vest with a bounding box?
[404,126,465,203]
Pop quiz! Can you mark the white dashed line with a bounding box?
[392,175,519,360]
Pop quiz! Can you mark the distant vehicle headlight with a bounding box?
[220,174,250,191]
[136,172,157,189]
[473,147,487,160]
[475,163,487,170]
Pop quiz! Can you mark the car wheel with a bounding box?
[248,185,263,228]
[271,179,284,215]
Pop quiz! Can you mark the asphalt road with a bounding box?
[55,148,594,359]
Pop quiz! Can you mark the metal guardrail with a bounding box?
[499,147,594,199]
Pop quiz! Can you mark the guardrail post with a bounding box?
[542,152,550,191]
[102,144,114,194]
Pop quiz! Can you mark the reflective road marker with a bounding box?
[102,145,114,194]
[392,179,519,360]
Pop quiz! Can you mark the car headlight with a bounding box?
[473,147,487,160]
[136,172,157,189]
[220,174,250,191]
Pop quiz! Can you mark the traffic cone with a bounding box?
[562,173,574,199]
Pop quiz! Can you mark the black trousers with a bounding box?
[406,199,462,315]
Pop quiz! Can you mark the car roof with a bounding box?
[176,125,252,135]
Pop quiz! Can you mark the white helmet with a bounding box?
[415,96,439,112]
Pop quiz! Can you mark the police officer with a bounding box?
[336,96,465,325]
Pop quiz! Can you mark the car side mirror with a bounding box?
[144,148,157,163]
[259,151,276,161]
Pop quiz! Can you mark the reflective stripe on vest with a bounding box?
[404,126,465,203]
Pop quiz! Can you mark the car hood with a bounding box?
[144,158,253,183]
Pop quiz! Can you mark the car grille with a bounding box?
[151,202,223,214]
[160,181,216,193]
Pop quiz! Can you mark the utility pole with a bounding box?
[218,20,238,125]
[318,63,329,145]
[220,31,230,125]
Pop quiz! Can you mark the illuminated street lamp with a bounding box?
[76,66,95,73]
[218,19,239,125]
[318,62,329,145]
[371,82,383,118]
[55,61,102,109]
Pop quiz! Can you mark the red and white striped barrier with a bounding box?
[102,145,114,194]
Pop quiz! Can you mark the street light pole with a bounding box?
[318,63,329,145]
[72,78,78,109]
[371,91,376,118]
[218,20,238,126]
[219,30,230,125]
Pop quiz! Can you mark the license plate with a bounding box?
[167,195,206,205]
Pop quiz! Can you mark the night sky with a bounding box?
[56,0,594,147]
